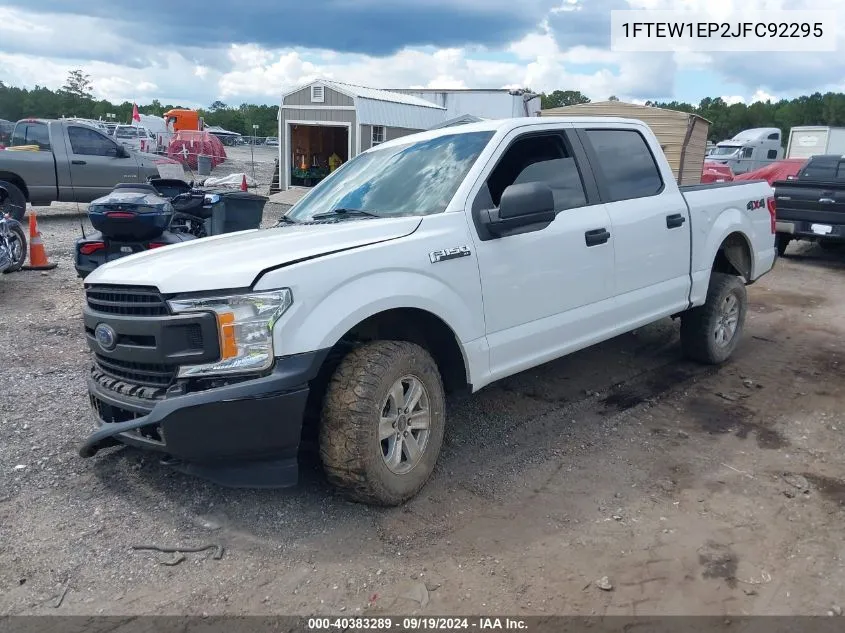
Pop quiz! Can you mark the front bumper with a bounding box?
[776,220,845,242]
[80,349,329,488]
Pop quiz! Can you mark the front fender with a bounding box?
[271,268,483,382]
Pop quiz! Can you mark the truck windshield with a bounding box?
[286,130,495,221]
[710,145,740,156]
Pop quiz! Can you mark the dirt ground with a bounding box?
[1,201,843,618]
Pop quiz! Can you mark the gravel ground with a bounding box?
[1,207,844,617]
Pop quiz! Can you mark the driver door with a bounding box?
[65,125,141,201]
[465,125,617,382]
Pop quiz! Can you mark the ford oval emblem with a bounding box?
[94,323,117,352]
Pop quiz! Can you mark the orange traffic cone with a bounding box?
[240,174,248,191]
[22,212,57,271]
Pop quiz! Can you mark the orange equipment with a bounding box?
[163,109,204,133]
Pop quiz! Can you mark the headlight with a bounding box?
[167,289,292,377]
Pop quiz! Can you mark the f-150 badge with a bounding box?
[429,246,471,264]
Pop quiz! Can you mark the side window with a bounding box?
[12,122,51,151]
[584,129,662,202]
[68,126,119,156]
[740,147,753,159]
[372,126,385,146]
[767,132,780,140]
[484,134,587,213]
[766,149,778,160]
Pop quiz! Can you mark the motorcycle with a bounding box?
[74,178,268,278]
[0,185,27,274]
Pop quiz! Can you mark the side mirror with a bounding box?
[479,182,556,237]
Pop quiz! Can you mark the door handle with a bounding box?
[666,213,686,228]
[71,160,87,165]
[585,228,611,247]
[819,198,835,204]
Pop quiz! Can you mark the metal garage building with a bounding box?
[277,80,447,190]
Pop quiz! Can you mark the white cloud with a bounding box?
[750,89,778,103]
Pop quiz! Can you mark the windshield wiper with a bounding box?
[275,214,299,225]
[310,207,380,221]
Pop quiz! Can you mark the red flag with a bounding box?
[132,103,140,123]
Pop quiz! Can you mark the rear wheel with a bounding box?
[319,340,446,506]
[775,233,791,257]
[680,273,747,365]
[818,240,844,252]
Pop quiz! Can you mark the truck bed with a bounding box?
[679,179,769,193]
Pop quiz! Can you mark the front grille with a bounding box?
[94,354,176,387]
[86,285,169,316]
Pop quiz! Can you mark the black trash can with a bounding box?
[211,191,268,234]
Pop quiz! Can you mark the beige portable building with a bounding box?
[541,101,711,186]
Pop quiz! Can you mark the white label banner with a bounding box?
[610,10,838,52]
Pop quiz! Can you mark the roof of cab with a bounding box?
[368,115,652,152]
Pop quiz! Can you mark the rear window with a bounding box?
[11,122,51,150]
[799,158,845,181]
[115,127,138,138]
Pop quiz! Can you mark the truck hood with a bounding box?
[85,216,422,294]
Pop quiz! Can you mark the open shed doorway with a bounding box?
[288,122,350,188]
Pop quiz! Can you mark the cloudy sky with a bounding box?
[0,0,842,109]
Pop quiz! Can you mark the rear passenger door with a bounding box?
[575,125,692,326]
[466,125,616,381]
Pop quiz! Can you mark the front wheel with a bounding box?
[3,222,27,273]
[0,181,27,222]
[680,273,747,365]
[319,340,446,506]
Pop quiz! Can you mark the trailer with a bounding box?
[785,126,845,160]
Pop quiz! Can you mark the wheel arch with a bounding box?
[318,306,471,395]
[0,172,30,200]
[712,230,753,282]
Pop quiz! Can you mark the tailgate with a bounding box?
[774,181,845,224]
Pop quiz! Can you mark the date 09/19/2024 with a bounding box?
[307,617,529,630]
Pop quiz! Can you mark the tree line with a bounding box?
[0,71,278,136]
[3,70,845,143]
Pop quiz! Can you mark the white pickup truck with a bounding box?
[78,117,777,506]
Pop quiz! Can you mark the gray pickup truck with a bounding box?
[0,119,167,220]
